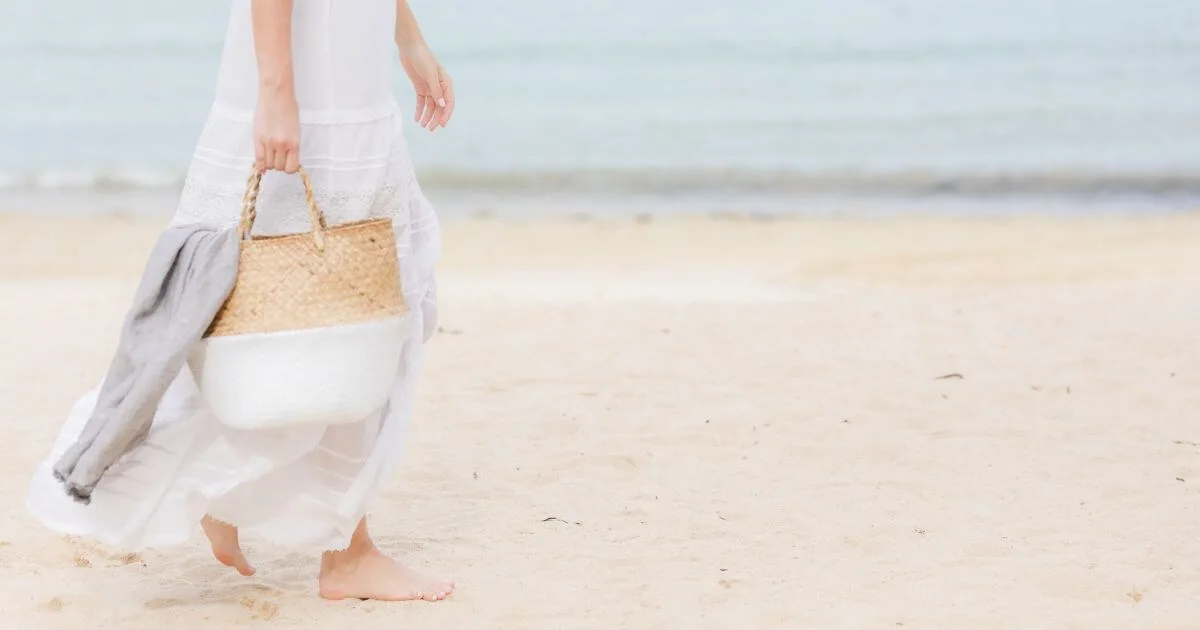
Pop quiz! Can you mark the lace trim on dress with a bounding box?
[174,177,414,233]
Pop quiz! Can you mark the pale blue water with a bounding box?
[1,0,1199,211]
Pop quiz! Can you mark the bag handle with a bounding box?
[238,166,328,251]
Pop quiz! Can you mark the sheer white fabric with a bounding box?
[27,0,440,552]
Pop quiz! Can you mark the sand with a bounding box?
[2,211,1199,629]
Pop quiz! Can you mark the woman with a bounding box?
[27,0,455,602]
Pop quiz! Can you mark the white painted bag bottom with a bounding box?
[188,316,409,431]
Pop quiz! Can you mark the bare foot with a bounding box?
[201,515,255,576]
[319,547,454,602]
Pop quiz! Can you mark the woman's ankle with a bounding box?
[321,517,376,570]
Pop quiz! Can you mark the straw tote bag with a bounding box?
[188,167,409,430]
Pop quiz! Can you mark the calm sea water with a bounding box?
[1,0,1199,212]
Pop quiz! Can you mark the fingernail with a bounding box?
[437,98,446,108]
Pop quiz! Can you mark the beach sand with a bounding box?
[2,211,1199,628]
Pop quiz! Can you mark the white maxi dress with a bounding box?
[27,0,440,552]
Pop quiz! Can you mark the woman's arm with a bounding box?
[394,0,428,54]
[395,0,455,130]
[251,0,301,173]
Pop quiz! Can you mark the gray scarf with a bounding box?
[52,223,240,503]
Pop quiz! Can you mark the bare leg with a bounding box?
[318,517,454,601]
[201,515,256,576]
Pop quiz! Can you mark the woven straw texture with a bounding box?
[205,168,405,338]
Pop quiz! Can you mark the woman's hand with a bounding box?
[400,43,455,132]
[253,87,301,173]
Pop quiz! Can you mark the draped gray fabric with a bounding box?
[52,224,240,503]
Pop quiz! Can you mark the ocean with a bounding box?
[2,0,1199,215]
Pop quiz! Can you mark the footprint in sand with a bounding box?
[143,597,186,610]
[63,536,141,568]
[112,552,142,566]
[240,596,280,621]
[41,596,68,612]
[209,585,283,620]
[146,586,282,620]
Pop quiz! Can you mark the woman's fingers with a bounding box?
[272,146,287,171]
[409,65,455,131]
[251,89,301,171]
[420,95,439,129]
[283,147,300,174]
[255,141,268,172]
[255,139,299,173]
[426,70,447,113]
[278,136,299,173]
[415,95,427,127]
[439,82,455,127]
[414,90,426,124]
[437,67,454,127]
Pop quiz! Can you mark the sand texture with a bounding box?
[2,213,1200,628]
